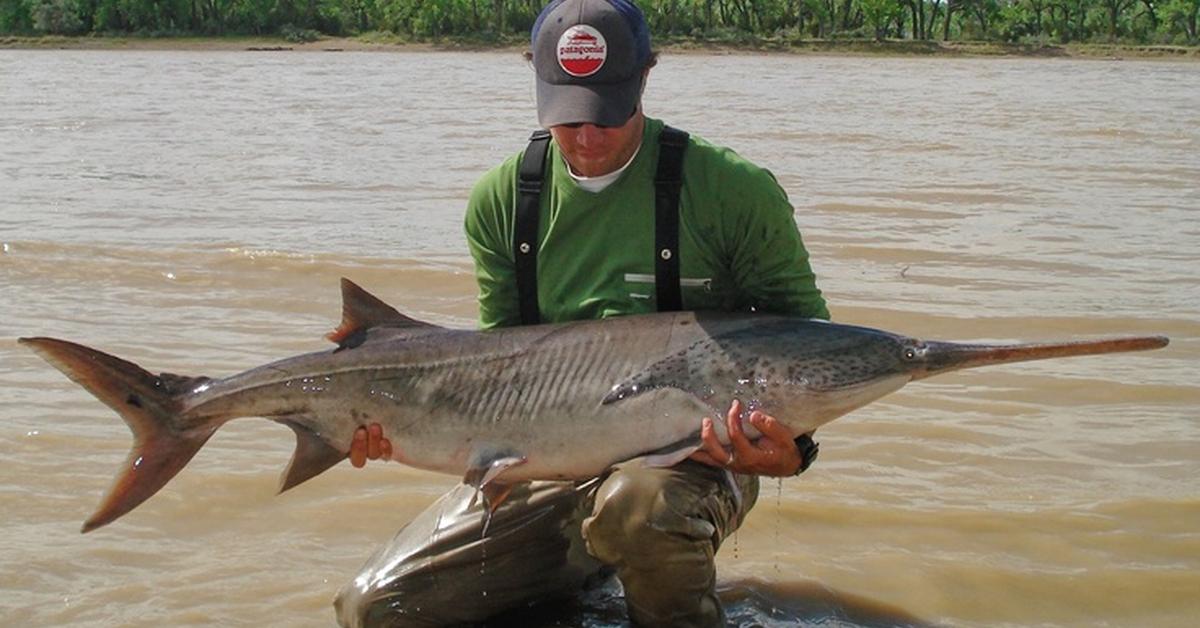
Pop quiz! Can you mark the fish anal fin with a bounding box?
[326,278,437,348]
[278,419,346,493]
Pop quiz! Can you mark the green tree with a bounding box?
[1098,0,1137,38]
[803,0,838,36]
[859,0,902,38]
[941,0,958,39]
[1,0,35,32]
[32,0,85,33]
[3,0,1198,46]
[1048,0,1090,40]
[1162,0,1198,40]
[958,0,1001,38]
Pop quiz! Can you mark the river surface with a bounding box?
[1,50,1197,627]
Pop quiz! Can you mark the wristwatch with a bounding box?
[792,433,819,476]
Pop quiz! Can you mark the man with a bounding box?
[336,1,828,626]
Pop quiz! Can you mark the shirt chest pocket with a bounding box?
[623,273,714,303]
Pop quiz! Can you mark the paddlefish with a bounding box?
[19,279,1168,533]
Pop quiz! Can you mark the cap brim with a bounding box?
[536,74,643,128]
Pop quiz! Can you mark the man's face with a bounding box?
[549,109,645,178]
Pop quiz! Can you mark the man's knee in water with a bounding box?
[582,467,718,568]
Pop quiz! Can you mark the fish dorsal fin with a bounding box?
[326,278,437,347]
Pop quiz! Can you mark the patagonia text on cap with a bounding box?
[531,0,652,127]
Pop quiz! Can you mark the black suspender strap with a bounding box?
[514,125,689,324]
[515,130,551,325]
[654,126,689,312]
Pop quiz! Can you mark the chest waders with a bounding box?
[513,126,690,325]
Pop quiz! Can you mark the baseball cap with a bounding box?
[530,0,651,128]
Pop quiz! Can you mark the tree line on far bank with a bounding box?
[3,0,1197,46]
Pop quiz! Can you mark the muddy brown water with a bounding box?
[1,50,1197,626]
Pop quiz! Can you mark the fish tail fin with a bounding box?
[19,337,214,533]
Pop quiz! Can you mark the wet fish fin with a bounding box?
[641,437,702,468]
[479,483,518,537]
[463,449,527,535]
[326,278,437,348]
[17,337,214,533]
[601,352,693,405]
[481,455,526,488]
[480,482,517,509]
[278,419,346,493]
[464,454,527,494]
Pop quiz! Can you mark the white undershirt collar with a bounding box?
[564,140,643,193]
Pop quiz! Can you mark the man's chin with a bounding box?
[572,158,617,177]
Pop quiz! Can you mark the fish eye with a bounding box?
[903,347,918,361]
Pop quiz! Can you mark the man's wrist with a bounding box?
[792,433,819,476]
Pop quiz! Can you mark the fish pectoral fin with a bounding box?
[602,352,693,405]
[640,436,703,468]
[326,278,439,350]
[278,419,346,493]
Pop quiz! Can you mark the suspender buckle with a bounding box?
[517,178,542,195]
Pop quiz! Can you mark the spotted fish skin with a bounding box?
[605,319,913,413]
[18,279,1168,532]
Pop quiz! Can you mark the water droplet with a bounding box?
[774,478,784,575]
[26,430,39,437]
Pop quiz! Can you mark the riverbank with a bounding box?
[2,33,1197,60]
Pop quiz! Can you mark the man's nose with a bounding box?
[575,124,605,146]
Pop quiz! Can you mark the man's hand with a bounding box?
[350,423,393,468]
[690,399,807,477]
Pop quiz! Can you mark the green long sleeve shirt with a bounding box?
[464,117,829,329]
